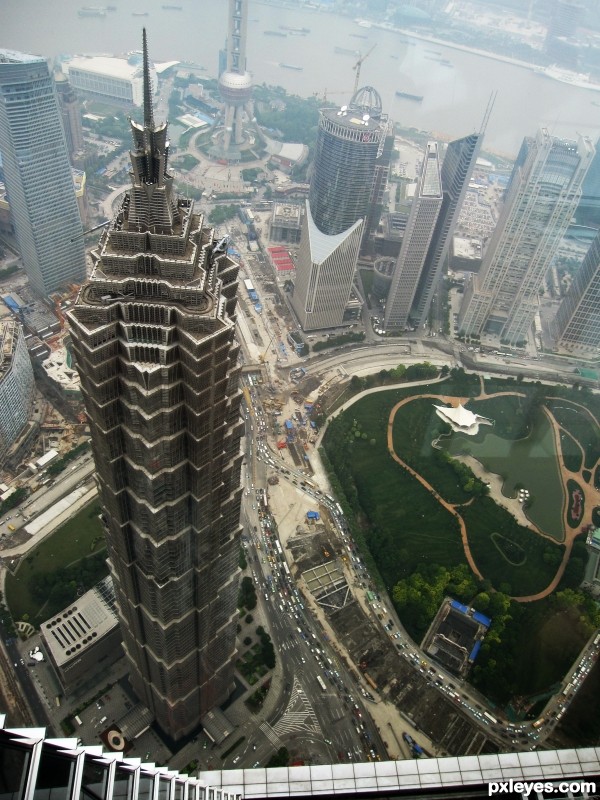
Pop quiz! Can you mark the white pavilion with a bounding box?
[434,403,493,435]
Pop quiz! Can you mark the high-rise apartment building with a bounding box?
[553,229,600,353]
[67,33,244,741]
[0,49,86,296]
[545,0,583,64]
[385,142,443,330]
[291,89,387,331]
[459,128,594,346]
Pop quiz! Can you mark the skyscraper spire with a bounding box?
[128,31,177,229]
[142,28,154,131]
[479,91,496,136]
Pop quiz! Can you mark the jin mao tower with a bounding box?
[68,32,243,740]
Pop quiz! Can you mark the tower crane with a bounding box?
[352,44,377,96]
[314,88,353,104]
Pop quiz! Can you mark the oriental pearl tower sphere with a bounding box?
[218,0,253,158]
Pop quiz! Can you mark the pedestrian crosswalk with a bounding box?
[272,677,322,739]
[259,721,281,748]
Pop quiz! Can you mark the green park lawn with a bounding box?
[322,375,600,706]
[546,398,600,471]
[325,385,563,596]
[5,502,108,627]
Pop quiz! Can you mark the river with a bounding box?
[3,0,600,155]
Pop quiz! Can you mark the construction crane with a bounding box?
[314,88,353,104]
[70,219,111,243]
[353,44,376,96]
[259,328,277,364]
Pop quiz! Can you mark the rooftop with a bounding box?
[65,55,143,81]
[40,577,118,668]
[0,49,45,65]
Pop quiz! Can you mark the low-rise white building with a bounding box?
[63,55,157,107]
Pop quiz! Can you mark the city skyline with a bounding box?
[68,32,244,740]
[0,0,599,783]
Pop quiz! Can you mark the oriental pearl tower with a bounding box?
[216,0,253,160]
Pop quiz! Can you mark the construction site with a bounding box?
[0,278,88,480]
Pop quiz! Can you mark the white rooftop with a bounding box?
[65,55,142,81]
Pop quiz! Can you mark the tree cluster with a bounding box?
[208,204,239,225]
[0,487,28,517]
[255,625,276,670]
[47,442,90,478]
[312,332,365,352]
[254,88,320,145]
[435,449,489,496]
[238,575,257,611]
[28,551,108,623]
[392,563,480,640]
[266,747,290,768]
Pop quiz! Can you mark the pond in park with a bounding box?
[444,410,565,541]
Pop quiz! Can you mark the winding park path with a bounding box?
[387,393,484,582]
[386,389,600,604]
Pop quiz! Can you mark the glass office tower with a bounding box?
[459,128,594,346]
[0,49,86,295]
[291,89,387,331]
[554,228,600,352]
[385,142,444,330]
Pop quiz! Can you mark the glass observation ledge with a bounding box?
[1,720,599,800]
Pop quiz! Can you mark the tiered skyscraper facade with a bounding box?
[0,49,86,295]
[68,33,243,740]
[554,228,600,352]
[459,128,594,346]
[291,90,387,331]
